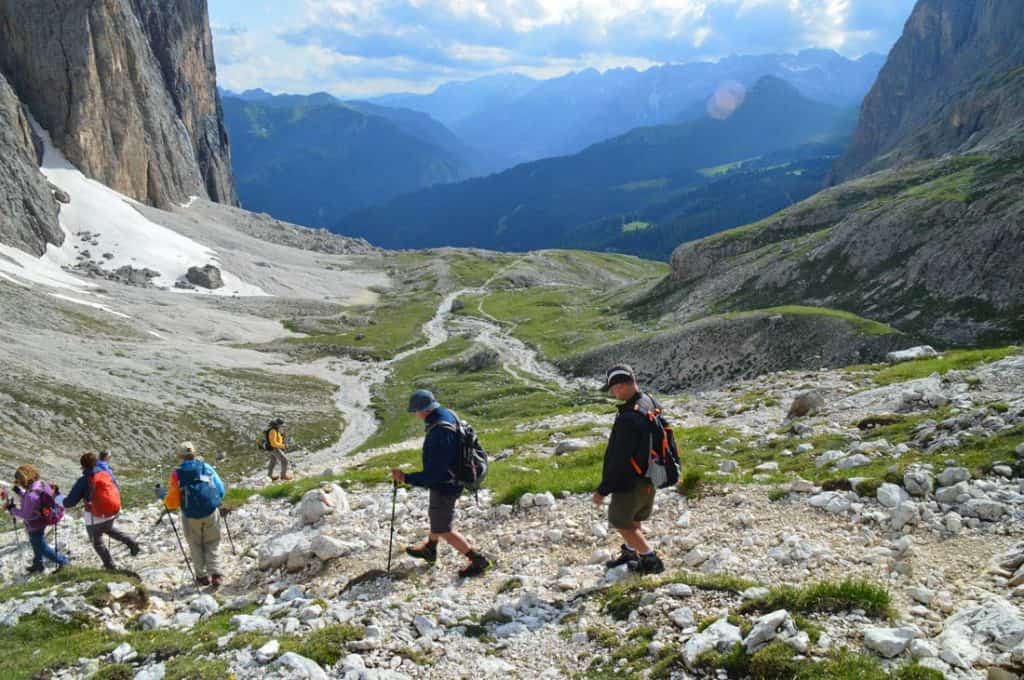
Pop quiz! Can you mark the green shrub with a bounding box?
[891,664,946,680]
[678,469,705,498]
[93,665,134,680]
[749,642,800,680]
[854,479,883,498]
[291,624,365,666]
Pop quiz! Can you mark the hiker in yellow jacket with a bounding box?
[265,418,292,481]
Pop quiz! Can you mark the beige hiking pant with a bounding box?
[182,512,221,578]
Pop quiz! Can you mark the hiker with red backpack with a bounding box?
[162,442,226,588]
[61,452,140,570]
[390,389,492,578]
[593,365,681,575]
[5,464,69,574]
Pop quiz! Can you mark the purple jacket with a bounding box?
[10,480,51,532]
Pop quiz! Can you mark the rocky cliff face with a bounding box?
[0,0,237,211]
[666,0,1024,346]
[0,72,62,255]
[835,0,1024,180]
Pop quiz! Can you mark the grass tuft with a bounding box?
[740,578,893,619]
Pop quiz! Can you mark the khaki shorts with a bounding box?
[428,488,460,534]
[608,479,655,529]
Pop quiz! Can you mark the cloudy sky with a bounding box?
[209,0,917,98]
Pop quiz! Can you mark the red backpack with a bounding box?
[88,469,122,517]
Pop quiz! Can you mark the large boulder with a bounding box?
[258,531,310,570]
[936,598,1024,670]
[186,264,224,290]
[863,626,917,658]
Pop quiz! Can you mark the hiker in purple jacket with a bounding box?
[6,464,69,574]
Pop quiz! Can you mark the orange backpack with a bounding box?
[88,469,122,517]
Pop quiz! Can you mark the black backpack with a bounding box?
[630,395,682,489]
[258,428,272,451]
[431,414,489,491]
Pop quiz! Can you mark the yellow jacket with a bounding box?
[268,428,285,450]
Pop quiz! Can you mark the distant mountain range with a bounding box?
[370,49,884,167]
[338,76,857,256]
[221,91,489,227]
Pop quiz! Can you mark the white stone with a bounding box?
[741,587,770,601]
[754,462,779,473]
[311,534,364,561]
[232,614,276,634]
[877,483,909,508]
[683,547,709,567]
[904,470,934,497]
[272,652,328,680]
[789,478,816,494]
[719,460,739,474]
[533,492,556,508]
[296,483,349,525]
[961,498,1008,521]
[190,595,220,617]
[413,615,443,640]
[554,439,588,454]
[743,610,797,654]
[808,492,851,514]
[908,587,935,606]
[938,467,971,487]
[111,642,136,664]
[816,450,847,467]
[683,619,742,668]
[495,621,528,638]
[837,454,872,470]
[945,512,963,534]
[258,531,309,570]
[669,607,695,629]
[887,346,940,363]
[660,583,694,599]
[172,612,201,629]
[518,493,535,508]
[910,639,936,659]
[935,482,969,504]
[256,639,280,664]
[107,582,135,600]
[890,501,920,531]
[862,626,916,658]
[139,613,168,630]
[133,664,165,680]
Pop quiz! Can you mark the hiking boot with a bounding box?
[605,544,637,569]
[54,562,67,573]
[269,475,279,481]
[628,552,665,575]
[26,564,44,575]
[210,574,223,589]
[282,474,294,481]
[405,541,438,564]
[458,551,491,578]
[196,575,211,587]
[129,543,141,557]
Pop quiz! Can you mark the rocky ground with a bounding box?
[2,350,1023,679]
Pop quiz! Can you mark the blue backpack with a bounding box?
[177,461,222,519]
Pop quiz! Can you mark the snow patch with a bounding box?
[181,195,199,209]
[28,120,265,297]
[49,293,131,319]
[0,241,95,291]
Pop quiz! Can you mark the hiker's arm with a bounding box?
[211,467,226,496]
[61,477,88,509]
[405,428,459,487]
[163,473,181,511]
[10,492,37,520]
[597,417,644,496]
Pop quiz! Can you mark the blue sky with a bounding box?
[209,0,917,98]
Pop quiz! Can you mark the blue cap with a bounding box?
[408,389,440,413]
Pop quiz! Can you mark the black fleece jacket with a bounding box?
[598,392,657,496]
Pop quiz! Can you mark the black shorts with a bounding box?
[428,488,460,534]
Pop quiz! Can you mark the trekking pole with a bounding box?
[221,509,237,555]
[386,481,398,574]
[161,511,198,590]
[9,513,23,556]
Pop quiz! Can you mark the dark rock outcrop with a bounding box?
[562,312,910,393]
[0,0,237,209]
[186,264,223,290]
[835,0,1024,181]
[0,72,62,255]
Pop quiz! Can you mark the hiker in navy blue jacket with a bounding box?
[62,452,139,570]
[391,390,491,578]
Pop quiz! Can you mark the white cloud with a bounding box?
[210,0,917,97]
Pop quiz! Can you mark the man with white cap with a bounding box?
[592,365,666,575]
[162,441,226,588]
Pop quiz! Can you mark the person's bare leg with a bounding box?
[617,523,651,554]
[433,531,472,555]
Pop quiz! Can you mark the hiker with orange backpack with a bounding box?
[61,452,140,570]
[5,465,69,574]
[593,365,681,575]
